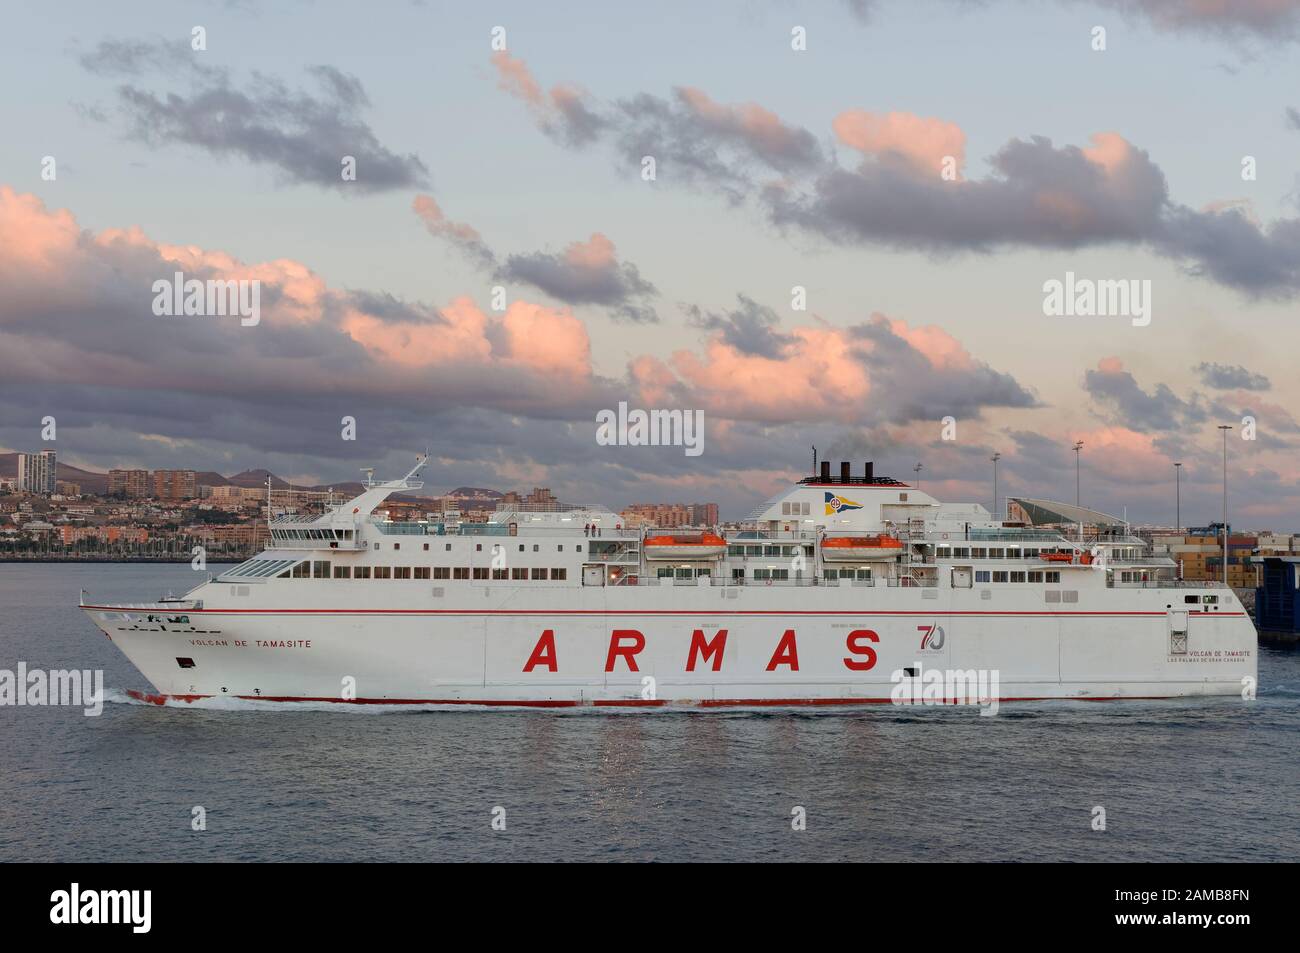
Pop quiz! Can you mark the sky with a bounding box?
[1,0,1299,527]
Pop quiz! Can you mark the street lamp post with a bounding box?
[1174,461,1182,533]
[1217,426,1232,588]
[1072,441,1084,509]
[991,452,1001,520]
[913,462,923,490]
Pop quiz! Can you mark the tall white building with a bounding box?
[17,449,57,495]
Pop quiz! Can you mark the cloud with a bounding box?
[664,87,825,174]
[770,132,1166,251]
[1090,0,1300,41]
[1194,362,1271,391]
[1084,357,1206,431]
[633,308,1037,425]
[841,1,1300,42]
[491,52,608,147]
[684,295,794,359]
[832,109,967,178]
[412,195,497,269]
[6,185,1293,521]
[80,39,428,192]
[491,53,822,201]
[0,186,602,432]
[500,233,659,322]
[491,58,1300,297]
[411,197,659,322]
[1154,203,1300,294]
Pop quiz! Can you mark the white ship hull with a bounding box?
[82,582,1256,706]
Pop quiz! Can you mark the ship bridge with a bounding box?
[266,455,429,550]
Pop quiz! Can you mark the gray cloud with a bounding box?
[851,317,1041,420]
[1084,362,1206,431]
[79,37,187,76]
[494,57,1300,298]
[411,195,498,270]
[500,236,658,319]
[412,196,659,322]
[614,87,824,188]
[843,1,1300,42]
[684,295,794,359]
[545,87,611,147]
[1090,0,1300,41]
[81,40,428,192]
[769,134,1165,251]
[1194,362,1271,391]
[1154,205,1300,296]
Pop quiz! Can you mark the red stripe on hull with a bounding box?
[125,689,579,707]
[125,689,1176,708]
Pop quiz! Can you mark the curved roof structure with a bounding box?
[1008,497,1124,529]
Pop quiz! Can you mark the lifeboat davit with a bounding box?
[643,533,728,560]
[820,535,904,561]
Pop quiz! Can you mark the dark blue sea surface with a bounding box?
[1,563,1297,862]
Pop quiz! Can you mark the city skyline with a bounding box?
[2,1,1299,527]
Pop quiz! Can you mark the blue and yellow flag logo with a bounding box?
[825,492,863,515]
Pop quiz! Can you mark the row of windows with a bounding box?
[272,528,355,541]
[383,542,583,553]
[284,561,568,581]
[940,546,1140,560]
[973,570,1063,583]
[780,501,812,516]
[728,544,814,557]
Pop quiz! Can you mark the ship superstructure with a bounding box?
[81,457,1257,706]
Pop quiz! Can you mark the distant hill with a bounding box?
[226,468,290,489]
[446,486,504,499]
[0,453,498,502]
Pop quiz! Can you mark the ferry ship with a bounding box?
[80,457,1257,707]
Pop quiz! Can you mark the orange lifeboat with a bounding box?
[1042,551,1075,563]
[643,533,728,560]
[820,535,905,561]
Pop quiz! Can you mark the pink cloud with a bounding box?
[1075,425,1170,481]
[342,295,592,379]
[1080,132,1135,176]
[884,317,974,370]
[491,51,543,106]
[677,87,815,166]
[640,324,872,423]
[412,194,486,246]
[0,186,595,401]
[832,110,967,177]
[0,186,81,276]
[563,233,617,269]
